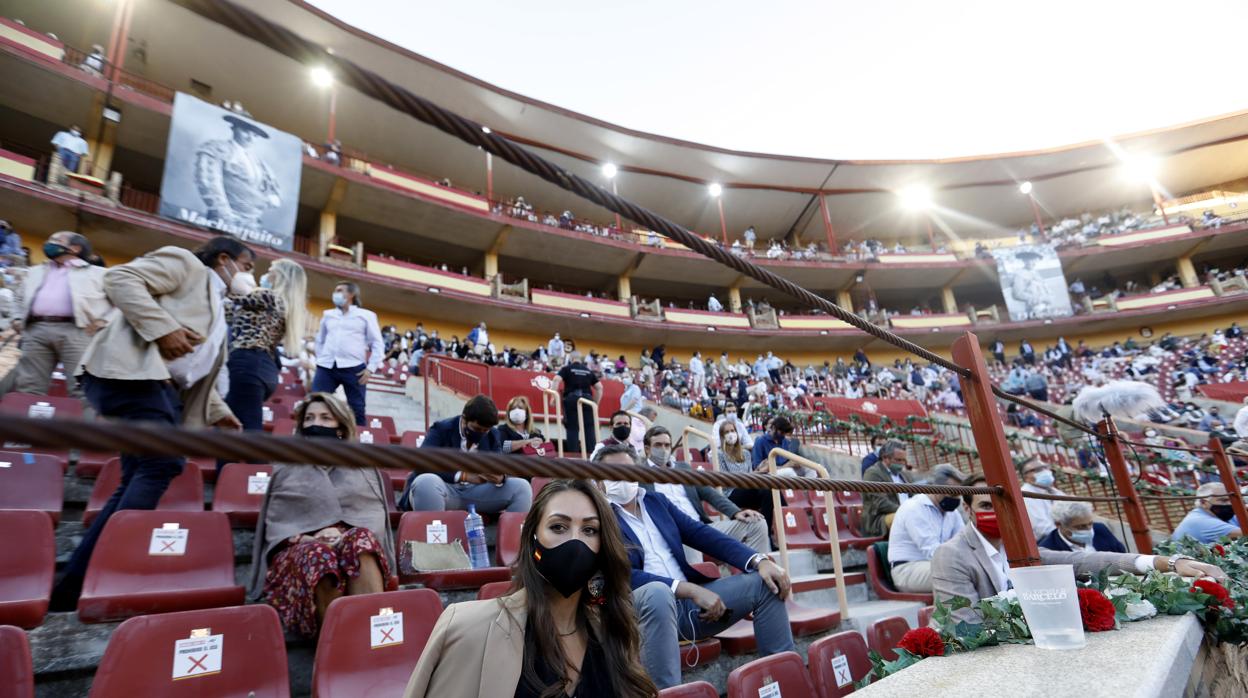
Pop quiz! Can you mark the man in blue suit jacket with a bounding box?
[1037,500,1127,554]
[399,394,531,513]
[595,445,793,689]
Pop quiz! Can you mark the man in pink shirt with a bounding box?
[10,232,112,396]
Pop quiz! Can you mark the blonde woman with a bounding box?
[224,258,307,447]
[498,395,545,453]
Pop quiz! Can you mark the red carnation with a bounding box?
[1191,579,1235,610]
[897,627,945,658]
[1212,544,1226,557]
[1077,588,1116,632]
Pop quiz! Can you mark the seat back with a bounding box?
[0,625,34,698]
[496,511,525,567]
[89,604,289,697]
[0,511,54,628]
[847,507,871,537]
[868,542,897,590]
[781,488,812,508]
[780,506,818,540]
[530,476,553,501]
[477,581,512,600]
[211,463,274,527]
[312,589,442,698]
[399,430,425,448]
[867,615,911,661]
[834,489,863,507]
[918,605,935,628]
[690,561,721,580]
[79,511,241,623]
[396,511,470,556]
[262,401,291,424]
[0,451,63,522]
[726,650,815,698]
[0,393,83,419]
[269,417,298,436]
[808,630,872,697]
[365,415,398,436]
[355,426,392,446]
[658,681,719,698]
[84,458,204,527]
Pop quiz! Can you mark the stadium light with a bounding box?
[899,185,931,211]
[708,183,723,198]
[602,163,622,229]
[602,163,618,179]
[481,126,491,134]
[310,66,333,88]
[1123,154,1160,182]
[1018,181,1033,195]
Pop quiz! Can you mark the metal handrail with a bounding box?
[538,388,563,459]
[576,397,600,460]
[680,426,719,473]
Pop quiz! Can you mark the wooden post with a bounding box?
[1209,438,1248,535]
[950,332,1040,567]
[1097,418,1153,554]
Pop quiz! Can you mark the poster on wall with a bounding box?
[158,93,301,250]
[991,243,1074,322]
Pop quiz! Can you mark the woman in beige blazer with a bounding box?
[405,475,657,698]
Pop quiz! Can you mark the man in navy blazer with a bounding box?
[1037,500,1127,553]
[594,444,793,689]
[399,394,531,513]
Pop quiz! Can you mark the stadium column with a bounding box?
[941,285,958,314]
[84,95,117,179]
[728,277,744,313]
[835,290,854,313]
[484,225,511,280]
[951,332,1041,567]
[1176,255,1199,288]
[617,253,644,302]
[318,178,348,257]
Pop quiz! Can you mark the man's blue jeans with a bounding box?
[311,363,367,425]
[634,573,794,688]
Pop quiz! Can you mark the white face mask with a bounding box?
[724,432,739,445]
[230,270,257,295]
[604,480,639,505]
[649,446,670,465]
[508,408,527,425]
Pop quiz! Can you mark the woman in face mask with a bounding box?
[222,258,308,456]
[717,420,750,495]
[247,393,394,638]
[405,479,655,698]
[498,395,546,454]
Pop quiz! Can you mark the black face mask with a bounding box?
[533,537,599,598]
[612,425,631,441]
[302,425,341,440]
[1211,504,1235,522]
[938,496,962,513]
[465,429,485,446]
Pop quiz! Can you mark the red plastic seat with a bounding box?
[269,417,298,436]
[0,511,54,628]
[812,507,879,550]
[918,605,935,628]
[659,681,718,698]
[808,630,873,697]
[476,581,512,600]
[184,457,218,484]
[74,451,114,478]
[84,458,204,527]
[400,430,425,448]
[866,543,933,604]
[497,511,525,567]
[0,451,63,523]
[356,425,393,447]
[785,599,840,637]
[834,489,863,507]
[727,650,815,698]
[210,463,273,527]
[89,604,288,697]
[312,589,443,698]
[395,511,511,589]
[262,401,291,424]
[867,615,911,661]
[779,506,824,549]
[364,415,399,442]
[0,393,76,468]
[0,625,33,698]
[781,488,813,508]
[530,476,553,501]
[77,511,245,623]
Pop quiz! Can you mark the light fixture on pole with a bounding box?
[709,183,727,244]
[1122,154,1169,225]
[481,125,494,200]
[899,185,935,248]
[1019,180,1045,234]
[310,66,336,142]
[602,163,621,229]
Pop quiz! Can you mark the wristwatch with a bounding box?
[1167,554,1194,572]
[747,553,773,572]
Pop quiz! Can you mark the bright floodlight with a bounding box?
[708,183,723,198]
[602,163,618,179]
[899,185,931,210]
[481,126,491,134]
[1019,181,1033,195]
[310,66,333,88]
[1124,155,1160,181]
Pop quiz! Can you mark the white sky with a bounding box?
[309,0,1248,160]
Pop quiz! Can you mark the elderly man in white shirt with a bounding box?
[887,464,967,593]
[689,351,706,398]
[312,281,384,426]
[1019,456,1065,540]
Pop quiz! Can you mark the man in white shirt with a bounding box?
[1019,457,1065,540]
[1234,396,1248,440]
[707,294,723,313]
[887,464,967,593]
[313,281,383,426]
[688,351,706,398]
[51,125,89,174]
[547,332,565,369]
[710,401,754,451]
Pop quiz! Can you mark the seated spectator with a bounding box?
[751,414,798,474]
[248,393,393,637]
[0,220,23,265]
[1037,500,1126,553]
[710,400,754,451]
[498,395,545,454]
[629,405,657,455]
[590,410,638,461]
[859,435,883,474]
[1019,457,1065,540]
[934,475,1226,623]
[1199,406,1228,433]
[1172,483,1243,543]
[597,445,792,689]
[400,394,532,512]
[639,426,769,557]
[717,418,751,481]
[405,478,656,697]
[861,439,914,537]
[887,464,967,593]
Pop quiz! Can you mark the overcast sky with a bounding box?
[309,0,1248,160]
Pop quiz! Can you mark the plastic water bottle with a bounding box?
[465,505,490,569]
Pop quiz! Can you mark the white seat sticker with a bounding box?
[247,473,270,495]
[150,526,189,556]
[172,633,222,679]
[831,654,853,687]
[426,521,448,544]
[370,611,404,648]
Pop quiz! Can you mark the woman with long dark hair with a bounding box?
[405,479,656,698]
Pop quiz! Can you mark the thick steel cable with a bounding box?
[1115,438,1214,455]
[0,416,998,497]
[167,0,968,378]
[1018,491,1126,503]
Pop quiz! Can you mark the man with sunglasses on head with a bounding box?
[400,393,532,513]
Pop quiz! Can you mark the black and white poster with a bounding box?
[158,93,301,250]
[991,243,1074,322]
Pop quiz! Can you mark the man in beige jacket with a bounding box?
[50,236,248,610]
[9,231,113,396]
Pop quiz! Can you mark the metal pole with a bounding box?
[612,179,622,231]
[1209,437,1248,535]
[680,426,718,472]
[486,152,493,203]
[818,194,837,252]
[576,397,600,460]
[539,388,563,459]
[1027,193,1045,234]
[950,332,1040,567]
[1097,418,1153,554]
[924,215,936,250]
[768,448,849,620]
[327,83,337,143]
[717,197,728,245]
[1150,186,1171,226]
